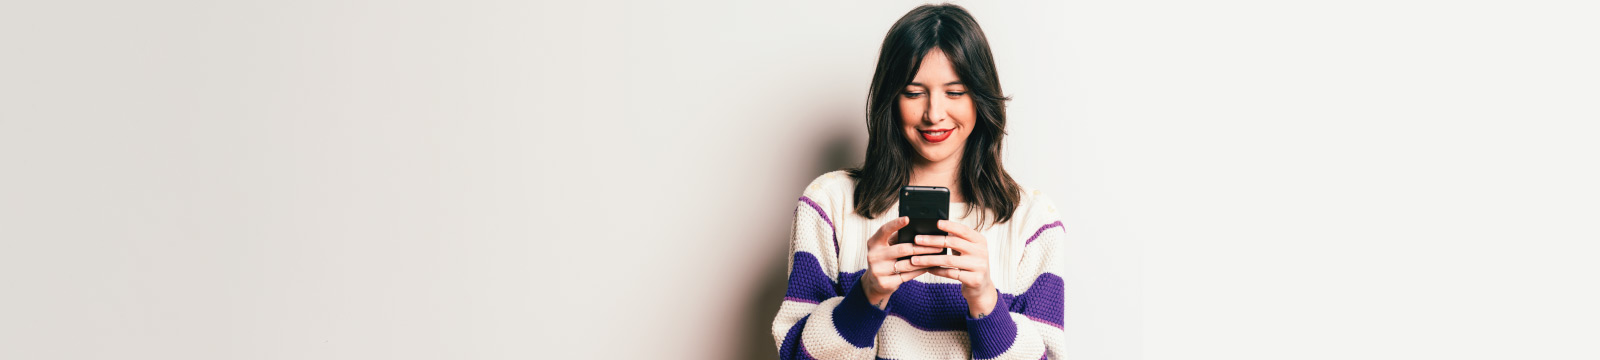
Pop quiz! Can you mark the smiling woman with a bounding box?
[770,4,1066,360]
[855,3,1021,230]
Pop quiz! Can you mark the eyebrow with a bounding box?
[907,81,964,87]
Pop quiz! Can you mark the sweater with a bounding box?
[772,170,1066,359]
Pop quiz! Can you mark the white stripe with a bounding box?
[772,300,818,346]
[1013,225,1066,293]
[870,312,1059,359]
[792,203,839,282]
[873,314,975,359]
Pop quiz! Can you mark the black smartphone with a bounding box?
[894,186,953,261]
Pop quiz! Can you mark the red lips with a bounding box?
[920,128,953,143]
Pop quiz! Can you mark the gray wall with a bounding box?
[2,0,1595,359]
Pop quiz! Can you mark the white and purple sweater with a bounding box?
[772,171,1067,359]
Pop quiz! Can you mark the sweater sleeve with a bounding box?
[964,191,1068,359]
[771,186,885,359]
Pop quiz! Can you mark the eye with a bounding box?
[902,91,925,99]
[946,91,966,97]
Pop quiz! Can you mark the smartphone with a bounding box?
[894,186,953,261]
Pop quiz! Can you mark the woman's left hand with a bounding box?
[910,220,999,318]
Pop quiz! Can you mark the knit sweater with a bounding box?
[772,170,1066,359]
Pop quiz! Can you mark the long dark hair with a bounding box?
[848,3,1022,228]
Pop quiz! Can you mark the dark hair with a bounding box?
[847,3,1022,228]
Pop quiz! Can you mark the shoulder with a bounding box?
[797,170,857,211]
[1010,182,1063,231]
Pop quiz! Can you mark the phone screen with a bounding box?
[895,186,951,261]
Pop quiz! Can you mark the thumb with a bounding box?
[872,216,911,247]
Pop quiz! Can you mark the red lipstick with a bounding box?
[920,128,953,143]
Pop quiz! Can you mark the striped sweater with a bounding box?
[772,170,1066,359]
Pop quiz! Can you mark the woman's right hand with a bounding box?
[860,216,947,309]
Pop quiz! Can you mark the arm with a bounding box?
[966,220,1066,359]
[768,195,886,360]
[914,202,1067,359]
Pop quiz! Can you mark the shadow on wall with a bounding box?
[735,127,860,359]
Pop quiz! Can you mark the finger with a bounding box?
[888,268,931,286]
[892,258,938,274]
[909,254,982,272]
[871,260,897,276]
[884,243,949,259]
[925,267,964,283]
[937,219,985,244]
[873,255,923,276]
[869,217,911,248]
[892,259,913,274]
[913,234,979,256]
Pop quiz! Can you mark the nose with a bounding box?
[924,94,948,125]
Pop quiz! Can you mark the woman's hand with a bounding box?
[861,217,948,309]
[911,220,999,318]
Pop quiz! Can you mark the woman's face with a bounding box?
[899,48,975,166]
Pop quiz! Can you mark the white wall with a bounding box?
[1,1,1594,359]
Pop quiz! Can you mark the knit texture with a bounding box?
[772,170,1067,359]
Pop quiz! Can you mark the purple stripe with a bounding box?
[1025,221,1064,246]
[855,272,1066,333]
[832,280,888,347]
[783,252,841,304]
[778,256,1066,357]
[798,196,840,259]
[1013,273,1066,329]
[874,277,970,332]
[875,278,1010,332]
[783,256,1064,332]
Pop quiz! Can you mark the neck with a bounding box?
[909,154,965,202]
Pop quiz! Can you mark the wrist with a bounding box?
[865,288,890,309]
[966,286,998,318]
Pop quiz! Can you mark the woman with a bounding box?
[771,4,1066,360]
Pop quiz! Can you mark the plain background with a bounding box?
[2,0,1596,359]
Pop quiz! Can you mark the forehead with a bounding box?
[911,48,959,83]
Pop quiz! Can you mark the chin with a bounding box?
[915,149,957,164]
